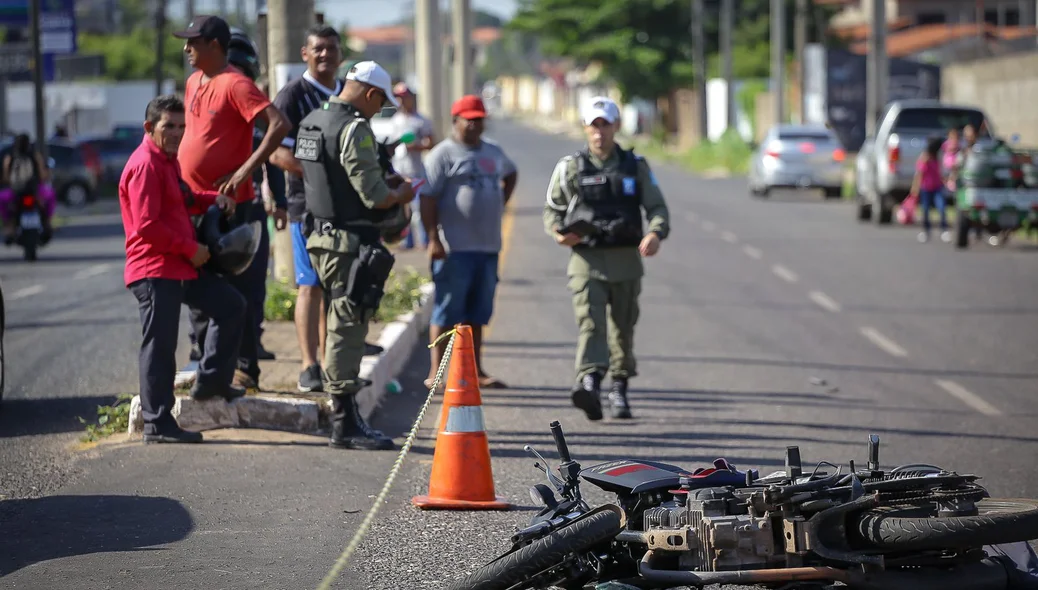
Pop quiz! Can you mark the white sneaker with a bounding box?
[940,230,952,243]
[917,232,929,243]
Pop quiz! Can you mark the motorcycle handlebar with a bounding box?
[550,421,571,463]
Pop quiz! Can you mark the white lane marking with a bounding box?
[720,230,738,243]
[701,220,716,232]
[743,245,762,259]
[934,379,1002,417]
[73,263,113,280]
[9,284,45,300]
[771,264,799,283]
[859,326,908,358]
[808,290,842,313]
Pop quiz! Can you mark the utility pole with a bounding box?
[866,0,887,136]
[416,0,444,139]
[29,0,45,153]
[267,0,314,283]
[771,0,786,126]
[451,0,473,102]
[795,0,807,123]
[720,0,735,131]
[692,0,707,141]
[154,0,167,96]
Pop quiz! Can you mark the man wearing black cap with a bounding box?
[174,14,289,392]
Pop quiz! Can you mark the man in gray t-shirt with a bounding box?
[421,94,518,390]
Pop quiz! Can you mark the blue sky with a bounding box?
[179,1,518,29]
[316,0,519,28]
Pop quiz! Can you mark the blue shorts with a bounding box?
[290,221,320,287]
[430,252,499,327]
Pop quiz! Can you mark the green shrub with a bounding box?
[79,393,135,442]
[375,267,431,323]
[263,267,430,324]
[264,279,297,322]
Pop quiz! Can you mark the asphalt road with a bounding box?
[2,118,1037,589]
[0,201,196,501]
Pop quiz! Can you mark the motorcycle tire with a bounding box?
[446,510,622,590]
[855,498,1038,551]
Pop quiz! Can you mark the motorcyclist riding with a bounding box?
[1,134,56,246]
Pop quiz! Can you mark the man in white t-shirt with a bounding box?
[390,82,437,249]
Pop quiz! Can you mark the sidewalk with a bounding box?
[129,244,435,437]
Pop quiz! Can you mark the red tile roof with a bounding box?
[849,23,1037,57]
[831,16,914,41]
[348,25,501,46]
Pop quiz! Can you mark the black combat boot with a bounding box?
[329,394,396,450]
[605,377,633,419]
[570,371,603,421]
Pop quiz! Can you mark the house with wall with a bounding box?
[823,0,1037,62]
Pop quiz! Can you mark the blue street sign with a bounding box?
[0,0,77,55]
[0,0,76,82]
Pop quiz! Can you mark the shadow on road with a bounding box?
[6,316,137,331]
[0,494,193,576]
[0,394,121,438]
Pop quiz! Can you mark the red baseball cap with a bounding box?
[451,94,486,119]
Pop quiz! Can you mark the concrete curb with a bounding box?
[128,282,435,436]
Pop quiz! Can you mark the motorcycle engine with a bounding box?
[641,487,779,571]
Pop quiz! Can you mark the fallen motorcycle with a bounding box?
[447,421,1038,590]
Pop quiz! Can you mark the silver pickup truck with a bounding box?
[854,99,994,223]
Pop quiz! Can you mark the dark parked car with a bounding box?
[1,277,5,405]
[0,138,102,207]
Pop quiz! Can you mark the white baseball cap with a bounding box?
[345,60,400,108]
[582,96,620,125]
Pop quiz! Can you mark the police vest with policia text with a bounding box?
[562,147,645,249]
[293,100,403,243]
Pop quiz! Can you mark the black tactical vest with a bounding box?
[562,146,644,249]
[294,100,396,242]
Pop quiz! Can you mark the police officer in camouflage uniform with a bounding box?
[294,61,415,450]
[544,96,670,422]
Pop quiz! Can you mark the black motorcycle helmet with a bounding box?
[197,204,262,276]
[227,27,260,81]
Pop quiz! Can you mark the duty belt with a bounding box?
[313,216,380,243]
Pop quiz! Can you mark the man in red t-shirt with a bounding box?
[173,15,289,391]
[120,94,246,443]
[175,15,288,204]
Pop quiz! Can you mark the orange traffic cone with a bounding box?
[412,324,512,510]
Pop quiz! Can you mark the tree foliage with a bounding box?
[79,29,187,82]
[508,0,694,102]
[507,0,843,101]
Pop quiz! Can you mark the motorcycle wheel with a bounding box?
[446,510,622,590]
[21,230,38,262]
[856,498,1038,551]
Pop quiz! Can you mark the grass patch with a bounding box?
[680,131,754,175]
[626,129,753,176]
[264,278,297,322]
[375,266,431,323]
[263,266,430,324]
[78,393,135,442]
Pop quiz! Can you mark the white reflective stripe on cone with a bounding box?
[445,406,486,433]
